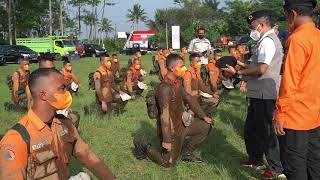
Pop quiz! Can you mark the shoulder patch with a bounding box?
[2,150,15,161]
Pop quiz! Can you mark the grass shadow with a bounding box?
[69,158,86,176]
[200,128,260,179]
[131,120,159,144]
[214,91,247,137]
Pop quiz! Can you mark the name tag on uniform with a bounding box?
[32,139,49,151]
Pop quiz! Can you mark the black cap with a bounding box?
[247,10,272,25]
[215,56,237,69]
[284,0,317,11]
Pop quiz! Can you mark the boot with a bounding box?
[4,102,15,111]
[133,137,149,160]
[181,151,203,163]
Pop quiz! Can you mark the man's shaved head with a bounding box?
[166,53,182,68]
[39,53,55,68]
[28,68,63,98]
[19,58,29,64]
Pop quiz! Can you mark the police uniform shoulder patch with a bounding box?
[3,150,15,161]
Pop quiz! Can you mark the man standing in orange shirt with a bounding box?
[274,1,320,179]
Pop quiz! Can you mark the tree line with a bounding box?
[148,0,319,47]
[0,0,319,46]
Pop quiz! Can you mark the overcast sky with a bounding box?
[69,0,226,38]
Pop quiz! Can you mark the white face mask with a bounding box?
[250,25,261,41]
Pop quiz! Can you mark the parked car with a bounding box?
[0,54,5,65]
[69,39,85,57]
[0,45,39,63]
[83,44,106,57]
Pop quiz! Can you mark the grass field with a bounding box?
[0,53,267,180]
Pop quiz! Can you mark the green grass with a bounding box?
[0,53,264,180]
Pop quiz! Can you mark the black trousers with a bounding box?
[278,127,320,180]
[244,98,283,172]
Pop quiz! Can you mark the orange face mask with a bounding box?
[104,61,112,68]
[22,64,29,71]
[113,59,118,63]
[47,91,72,110]
[134,64,141,70]
[175,66,187,77]
[194,62,201,69]
[239,47,245,54]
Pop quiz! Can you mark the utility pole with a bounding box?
[165,23,168,49]
[12,0,16,44]
[114,23,117,42]
[49,0,52,35]
[78,1,81,36]
[60,0,64,36]
[7,0,12,45]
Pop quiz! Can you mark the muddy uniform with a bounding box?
[111,61,121,82]
[157,55,167,81]
[60,68,79,93]
[95,66,127,113]
[180,52,187,63]
[205,61,220,92]
[58,68,81,128]
[146,78,210,167]
[11,70,31,111]
[152,52,162,74]
[184,67,219,116]
[0,110,113,180]
[121,66,144,96]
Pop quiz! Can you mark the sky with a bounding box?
[69,0,226,38]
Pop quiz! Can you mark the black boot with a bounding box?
[4,102,15,111]
[181,151,203,163]
[133,137,149,160]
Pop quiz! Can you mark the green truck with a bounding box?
[16,36,80,61]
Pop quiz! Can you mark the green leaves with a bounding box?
[98,17,114,38]
[126,3,147,30]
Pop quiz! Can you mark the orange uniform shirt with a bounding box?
[61,68,75,84]
[184,67,202,96]
[180,52,187,62]
[184,67,202,82]
[275,23,320,130]
[206,62,220,88]
[0,110,91,179]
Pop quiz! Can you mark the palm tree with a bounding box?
[203,0,220,11]
[126,3,147,30]
[146,19,157,30]
[98,17,113,40]
[82,11,97,40]
[69,0,87,36]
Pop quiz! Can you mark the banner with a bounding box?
[171,26,180,49]
[117,32,127,39]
